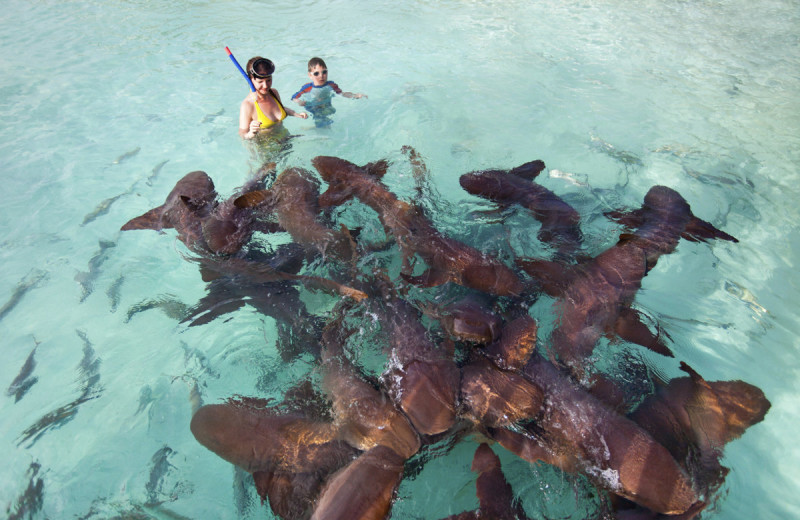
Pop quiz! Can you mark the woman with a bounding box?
[239,57,308,140]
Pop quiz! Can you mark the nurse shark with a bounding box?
[517,185,738,379]
[439,443,532,520]
[366,274,461,436]
[312,155,525,297]
[121,168,280,255]
[233,166,359,262]
[459,159,583,260]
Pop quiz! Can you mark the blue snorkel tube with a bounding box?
[225,46,255,92]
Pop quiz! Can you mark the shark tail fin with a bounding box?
[120,205,168,231]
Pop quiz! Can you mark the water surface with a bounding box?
[1,1,799,518]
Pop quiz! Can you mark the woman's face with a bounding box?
[252,75,273,93]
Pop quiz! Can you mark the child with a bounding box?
[291,57,367,127]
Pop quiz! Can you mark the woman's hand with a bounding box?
[247,119,261,138]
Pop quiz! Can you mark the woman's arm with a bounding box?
[238,99,260,139]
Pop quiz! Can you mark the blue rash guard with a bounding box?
[291,81,343,127]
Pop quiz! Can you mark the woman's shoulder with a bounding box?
[240,94,256,113]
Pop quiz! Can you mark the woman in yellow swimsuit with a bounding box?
[238,57,308,140]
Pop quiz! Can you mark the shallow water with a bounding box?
[1,0,799,518]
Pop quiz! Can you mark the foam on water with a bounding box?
[1,0,799,518]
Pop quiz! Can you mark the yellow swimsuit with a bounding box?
[254,90,287,129]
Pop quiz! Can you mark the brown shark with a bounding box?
[460,356,544,429]
[629,362,770,496]
[320,323,421,460]
[301,318,421,520]
[459,160,583,259]
[121,169,280,255]
[517,185,738,378]
[368,276,460,436]
[309,444,406,520]
[192,255,367,302]
[586,362,768,519]
[190,397,359,520]
[481,314,538,372]
[181,274,325,362]
[441,443,532,520]
[487,354,701,516]
[312,155,524,297]
[420,293,503,345]
[234,167,358,262]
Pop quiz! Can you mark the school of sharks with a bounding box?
[114,146,769,519]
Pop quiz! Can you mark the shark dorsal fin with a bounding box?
[508,160,546,180]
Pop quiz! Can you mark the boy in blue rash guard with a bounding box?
[291,57,367,127]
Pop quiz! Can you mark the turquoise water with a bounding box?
[1,0,799,518]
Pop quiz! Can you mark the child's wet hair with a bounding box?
[308,57,327,71]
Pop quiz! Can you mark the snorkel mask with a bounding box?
[249,58,276,78]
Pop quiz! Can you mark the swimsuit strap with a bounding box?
[269,89,287,116]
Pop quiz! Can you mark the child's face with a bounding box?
[308,64,328,86]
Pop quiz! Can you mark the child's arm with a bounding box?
[276,90,308,119]
[286,106,308,119]
[342,91,367,99]
[291,83,312,106]
[331,82,366,100]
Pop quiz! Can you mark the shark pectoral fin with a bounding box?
[509,159,546,180]
[318,183,356,208]
[604,208,645,229]
[183,299,246,327]
[489,427,567,469]
[255,161,277,182]
[298,274,368,301]
[682,216,739,243]
[515,258,572,297]
[251,471,276,506]
[400,268,452,288]
[361,159,389,178]
[233,190,272,209]
[337,224,359,261]
[198,265,222,282]
[614,307,674,357]
[120,206,167,231]
[680,361,736,445]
